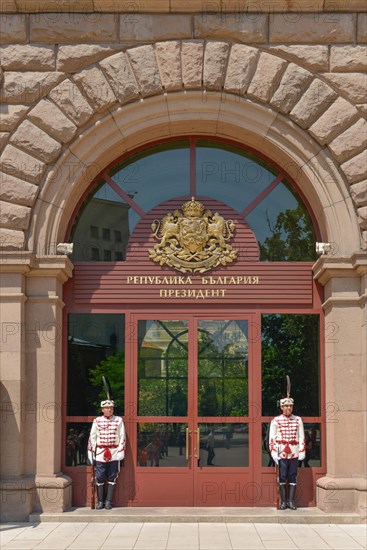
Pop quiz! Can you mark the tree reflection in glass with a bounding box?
[198,321,248,417]
[138,320,188,417]
[261,314,320,417]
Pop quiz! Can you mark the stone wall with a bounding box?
[1,9,366,251]
[0,2,366,520]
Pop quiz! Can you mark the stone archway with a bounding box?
[1,39,366,520]
[0,40,365,253]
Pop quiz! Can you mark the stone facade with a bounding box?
[0,1,366,521]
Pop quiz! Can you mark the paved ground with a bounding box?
[1,522,366,550]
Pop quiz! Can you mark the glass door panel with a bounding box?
[194,320,251,505]
[198,423,249,468]
[137,320,188,416]
[198,320,248,417]
[137,422,188,467]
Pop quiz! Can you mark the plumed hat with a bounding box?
[280,397,294,406]
[101,399,115,408]
[278,375,294,407]
[100,376,114,409]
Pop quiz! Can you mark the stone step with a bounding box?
[29,507,362,524]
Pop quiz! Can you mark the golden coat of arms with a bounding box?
[148,198,237,273]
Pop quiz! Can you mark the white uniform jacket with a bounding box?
[269,414,306,461]
[88,415,126,463]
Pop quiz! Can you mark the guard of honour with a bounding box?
[269,395,305,510]
[88,399,126,510]
[88,392,305,510]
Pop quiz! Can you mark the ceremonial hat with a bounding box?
[101,399,115,407]
[280,397,294,406]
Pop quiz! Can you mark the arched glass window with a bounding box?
[69,138,317,262]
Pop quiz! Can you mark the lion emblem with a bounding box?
[148,198,237,273]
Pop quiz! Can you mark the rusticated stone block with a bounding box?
[321,73,367,104]
[357,13,367,43]
[269,13,355,43]
[0,172,38,207]
[330,46,367,72]
[309,97,359,145]
[225,44,258,94]
[267,46,328,72]
[10,120,62,164]
[28,100,77,144]
[0,228,25,250]
[290,80,337,129]
[127,45,162,97]
[270,63,312,114]
[328,120,367,164]
[13,0,94,10]
[171,0,216,11]
[0,45,55,71]
[0,14,27,44]
[0,144,47,184]
[101,0,169,11]
[0,0,17,12]
[100,51,140,103]
[194,13,266,43]
[120,14,191,41]
[49,80,94,127]
[0,200,31,230]
[155,41,182,91]
[247,53,286,103]
[351,181,367,207]
[30,13,117,43]
[342,151,367,185]
[73,66,117,112]
[0,72,64,104]
[324,0,366,10]
[57,44,121,73]
[203,41,229,89]
[181,40,204,89]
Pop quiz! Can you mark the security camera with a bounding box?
[56,243,73,256]
[316,242,332,255]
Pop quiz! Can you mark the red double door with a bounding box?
[118,313,268,507]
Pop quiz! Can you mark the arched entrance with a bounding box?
[0,30,364,519]
[62,138,325,507]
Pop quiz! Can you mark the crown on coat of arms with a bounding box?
[181,197,205,218]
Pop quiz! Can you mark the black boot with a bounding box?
[288,483,297,510]
[104,482,115,510]
[96,484,104,509]
[279,484,287,510]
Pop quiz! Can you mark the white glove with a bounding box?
[271,452,279,466]
[298,452,305,462]
[87,450,94,465]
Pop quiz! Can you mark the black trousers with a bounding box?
[279,458,298,484]
[96,460,119,483]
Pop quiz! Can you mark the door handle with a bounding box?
[185,428,191,460]
[194,427,200,459]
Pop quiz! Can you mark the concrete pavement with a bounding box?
[1,522,366,550]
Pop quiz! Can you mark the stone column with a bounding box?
[0,253,73,520]
[0,253,31,521]
[314,253,367,521]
